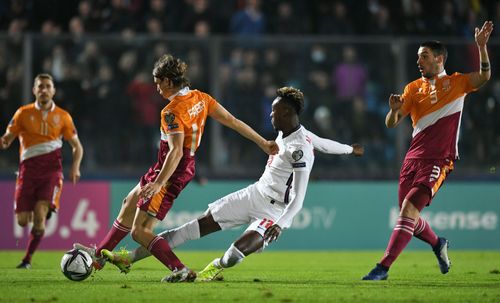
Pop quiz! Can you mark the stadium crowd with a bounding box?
[0,0,499,179]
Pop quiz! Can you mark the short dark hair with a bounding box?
[33,73,54,86]
[420,40,448,65]
[277,86,304,115]
[152,54,190,87]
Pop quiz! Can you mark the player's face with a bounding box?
[154,76,172,99]
[417,47,442,79]
[270,97,286,131]
[33,78,55,105]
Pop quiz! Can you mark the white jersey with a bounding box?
[209,125,353,230]
[256,125,314,204]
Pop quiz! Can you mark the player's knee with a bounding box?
[17,217,29,227]
[405,185,431,212]
[130,227,143,242]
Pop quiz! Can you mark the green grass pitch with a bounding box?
[1,250,499,303]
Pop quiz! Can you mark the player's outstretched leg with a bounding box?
[73,243,106,270]
[101,249,132,274]
[432,237,451,274]
[196,258,224,282]
[362,263,389,280]
[161,267,197,283]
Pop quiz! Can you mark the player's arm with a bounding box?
[468,21,493,89]
[307,131,363,156]
[67,136,84,184]
[264,169,310,243]
[139,133,184,199]
[0,131,16,149]
[209,103,278,155]
[385,94,407,128]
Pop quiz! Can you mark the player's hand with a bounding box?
[262,140,279,155]
[264,224,282,243]
[388,94,403,111]
[351,143,364,156]
[475,21,494,47]
[139,182,162,199]
[69,167,81,184]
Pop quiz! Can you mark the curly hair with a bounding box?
[152,54,190,88]
[276,86,304,115]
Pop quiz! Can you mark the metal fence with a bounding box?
[0,33,499,179]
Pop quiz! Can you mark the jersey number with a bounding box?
[189,119,204,156]
[259,218,274,229]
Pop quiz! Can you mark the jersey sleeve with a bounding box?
[400,83,414,116]
[203,93,220,115]
[285,142,313,172]
[307,130,353,155]
[454,72,477,95]
[161,108,186,135]
[6,108,23,135]
[61,112,78,140]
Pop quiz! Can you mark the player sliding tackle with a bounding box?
[102,86,364,282]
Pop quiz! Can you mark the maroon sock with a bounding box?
[380,216,415,268]
[148,236,185,271]
[22,229,44,263]
[96,220,131,256]
[414,217,439,247]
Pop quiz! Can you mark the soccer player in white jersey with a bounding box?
[102,87,364,282]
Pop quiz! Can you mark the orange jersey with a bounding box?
[7,102,77,162]
[160,87,219,155]
[400,71,476,159]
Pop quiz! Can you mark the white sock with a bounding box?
[220,244,245,268]
[161,219,200,248]
[130,220,200,263]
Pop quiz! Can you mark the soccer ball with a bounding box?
[60,248,93,281]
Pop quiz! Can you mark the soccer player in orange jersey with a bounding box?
[363,21,494,280]
[1,74,84,269]
[75,54,278,281]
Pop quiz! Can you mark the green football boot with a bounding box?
[195,258,224,282]
[101,249,132,274]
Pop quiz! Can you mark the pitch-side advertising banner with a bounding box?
[0,181,109,250]
[110,181,500,250]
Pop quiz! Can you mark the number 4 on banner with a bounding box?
[71,199,100,237]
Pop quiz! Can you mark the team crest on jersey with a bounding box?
[52,114,60,125]
[442,79,451,92]
[164,112,178,130]
[292,150,303,161]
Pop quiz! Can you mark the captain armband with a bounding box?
[480,62,490,71]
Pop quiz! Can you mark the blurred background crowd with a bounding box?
[0,0,499,180]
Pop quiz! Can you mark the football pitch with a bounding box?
[1,250,499,303]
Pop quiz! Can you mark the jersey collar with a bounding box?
[422,70,447,82]
[167,87,190,100]
[34,100,55,111]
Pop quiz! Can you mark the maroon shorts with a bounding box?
[15,173,63,213]
[398,158,454,208]
[137,154,195,220]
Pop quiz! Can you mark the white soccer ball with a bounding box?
[61,248,93,281]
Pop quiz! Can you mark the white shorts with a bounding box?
[207,183,285,237]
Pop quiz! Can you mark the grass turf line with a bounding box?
[0,251,499,303]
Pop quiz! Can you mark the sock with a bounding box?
[380,216,415,268]
[162,220,200,248]
[22,229,44,263]
[130,220,200,263]
[220,244,245,268]
[96,220,131,256]
[213,258,223,268]
[414,217,439,247]
[148,236,185,271]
